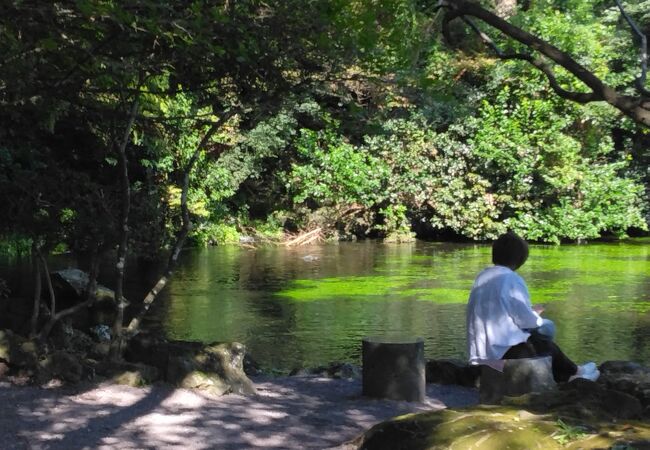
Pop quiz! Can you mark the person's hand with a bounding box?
[533,304,545,314]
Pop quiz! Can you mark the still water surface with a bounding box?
[148,239,650,371]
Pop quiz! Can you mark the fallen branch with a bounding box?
[284,227,323,247]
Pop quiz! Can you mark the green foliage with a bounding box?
[190,222,240,247]
[0,237,32,258]
[288,119,388,207]
[0,0,648,257]
[551,419,591,445]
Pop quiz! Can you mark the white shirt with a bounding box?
[466,265,544,364]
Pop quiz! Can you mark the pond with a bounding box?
[145,239,650,372]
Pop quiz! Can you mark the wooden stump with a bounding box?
[479,356,556,404]
[362,337,425,402]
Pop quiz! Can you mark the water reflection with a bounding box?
[145,240,650,371]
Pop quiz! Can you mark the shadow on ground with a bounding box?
[0,376,478,449]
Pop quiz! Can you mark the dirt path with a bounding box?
[1,376,478,450]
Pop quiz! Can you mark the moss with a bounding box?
[356,406,650,450]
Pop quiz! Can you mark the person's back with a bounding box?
[465,232,599,382]
[467,265,542,364]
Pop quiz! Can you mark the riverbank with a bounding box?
[0,375,478,450]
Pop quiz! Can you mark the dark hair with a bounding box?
[492,232,529,270]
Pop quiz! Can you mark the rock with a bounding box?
[346,405,650,450]
[125,333,256,396]
[239,236,255,244]
[89,324,112,343]
[290,362,362,379]
[95,361,159,387]
[51,269,116,303]
[599,360,650,411]
[600,360,649,375]
[0,361,9,378]
[88,342,111,360]
[426,359,480,387]
[38,350,83,384]
[243,353,262,376]
[335,362,361,379]
[0,329,39,369]
[51,269,121,327]
[179,371,230,396]
[501,377,644,422]
[480,356,556,404]
[49,321,94,356]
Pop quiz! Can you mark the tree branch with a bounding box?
[437,0,650,127]
[614,0,649,96]
[460,16,601,103]
[110,93,141,359]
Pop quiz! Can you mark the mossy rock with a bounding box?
[351,406,650,450]
[180,370,230,396]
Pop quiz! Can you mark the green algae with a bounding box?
[275,241,649,313]
[277,275,415,301]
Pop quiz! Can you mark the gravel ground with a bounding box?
[0,376,478,450]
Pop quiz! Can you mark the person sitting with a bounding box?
[466,232,599,382]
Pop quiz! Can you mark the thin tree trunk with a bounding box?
[127,111,236,336]
[110,96,140,359]
[29,243,41,337]
[38,251,56,317]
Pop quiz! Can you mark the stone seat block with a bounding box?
[362,337,425,402]
[479,356,556,404]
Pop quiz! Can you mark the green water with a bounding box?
[150,239,650,371]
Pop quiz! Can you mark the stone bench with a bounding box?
[479,356,556,404]
[362,337,425,402]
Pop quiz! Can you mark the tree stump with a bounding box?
[479,356,556,404]
[362,337,425,402]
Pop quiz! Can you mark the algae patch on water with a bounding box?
[276,275,474,303]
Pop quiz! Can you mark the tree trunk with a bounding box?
[29,243,42,337]
[126,111,236,336]
[110,96,140,360]
[38,251,56,317]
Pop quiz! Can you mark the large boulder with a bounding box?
[51,269,121,327]
[345,405,650,450]
[125,333,256,396]
[598,360,650,414]
[345,361,650,450]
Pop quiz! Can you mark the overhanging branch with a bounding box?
[436,0,650,127]
[460,16,602,103]
[614,0,649,96]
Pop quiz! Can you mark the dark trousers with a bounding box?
[502,331,578,382]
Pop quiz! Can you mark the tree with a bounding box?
[0,0,365,348]
[434,0,650,127]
